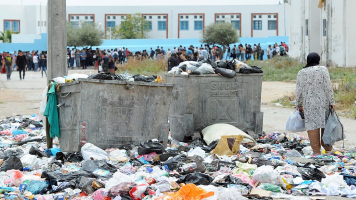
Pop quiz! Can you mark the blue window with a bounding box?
[180,21,189,30]
[231,20,240,30]
[106,21,116,28]
[145,21,152,31]
[4,21,11,31]
[194,21,203,30]
[12,21,19,32]
[253,20,262,30]
[158,21,166,30]
[268,20,276,30]
[70,21,79,28]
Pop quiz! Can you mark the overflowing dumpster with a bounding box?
[57,79,173,152]
[165,74,263,141]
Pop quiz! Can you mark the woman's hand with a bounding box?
[330,105,336,110]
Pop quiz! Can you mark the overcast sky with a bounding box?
[0,0,282,6]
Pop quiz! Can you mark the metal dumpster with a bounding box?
[57,79,173,152]
[165,74,263,141]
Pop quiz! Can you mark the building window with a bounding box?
[44,21,46,26]
[143,16,147,19]
[4,20,20,32]
[236,15,240,18]
[90,16,93,20]
[253,15,256,18]
[180,21,189,30]
[259,15,262,18]
[217,15,220,19]
[113,16,116,19]
[194,21,203,30]
[194,15,197,19]
[106,21,116,28]
[306,19,309,36]
[76,16,79,20]
[200,15,203,19]
[231,15,234,19]
[268,20,276,30]
[222,15,225,18]
[107,16,110,19]
[70,21,79,28]
[274,15,277,18]
[323,19,326,36]
[185,16,189,19]
[268,15,271,18]
[38,21,40,26]
[71,16,74,20]
[158,21,166,30]
[216,20,225,24]
[85,16,88,20]
[145,21,152,31]
[158,16,161,19]
[231,20,240,30]
[180,15,183,19]
[121,16,125,19]
[253,20,262,30]
[149,16,152,19]
[163,16,166,19]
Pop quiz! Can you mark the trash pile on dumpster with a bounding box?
[1,115,356,199]
[168,59,263,78]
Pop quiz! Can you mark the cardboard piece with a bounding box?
[210,135,244,156]
[249,188,271,198]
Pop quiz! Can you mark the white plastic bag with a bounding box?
[253,165,285,187]
[286,109,306,132]
[196,63,215,74]
[20,154,39,168]
[109,149,129,162]
[187,147,206,158]
[168,67,180,74]
[323,109,345,147]
[81,143,108,161]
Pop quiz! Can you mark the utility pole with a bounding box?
[47,0,67,82]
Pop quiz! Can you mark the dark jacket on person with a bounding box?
[16,55,27,67]
[39,58,47,67]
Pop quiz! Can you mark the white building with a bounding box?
[0,0,288,41]
[287,0,356,67]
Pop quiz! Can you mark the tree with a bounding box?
[113,13,151,39]
[0,30,17,43]
[67,22,104,48]
[200,22,239,55]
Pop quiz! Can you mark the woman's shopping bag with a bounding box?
[286,109,306,132]
[322,108,345,147]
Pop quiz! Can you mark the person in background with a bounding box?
[74,49,80,68]
[156,50,162,60]
[101,52,109,72]
[267,45,272,59]
[240,45,245,61]
[167,53,178,71]
[3,52,13,80]
[167,48,172,59]
[201,48,208,60]
[126,48,130,61]
[191,52,198,61]
[280,44,286,56]
[155,46,160,59]
[33,53,39,72]
[16,50,27,80]
[70,48,75,68]
[39,54,47,78]
[226,46,231,59]
[236,45,241,61]
[108,54,115,74]
[275,44,280,57]
[80,49,87,69]
[296,52,335,156]
[259,48,264,60]
[25,52,31,71]
[150,48,155,60]
[211,47,216,62]
[12,51,17,71]
[284,42,289,52]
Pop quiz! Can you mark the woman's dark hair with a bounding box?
[304,52,320,68]
[193,52,198,57]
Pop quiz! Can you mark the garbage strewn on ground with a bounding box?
[168,59,263,78]
[1,115,356,199]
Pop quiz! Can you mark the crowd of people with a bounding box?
[1,42,289,78]
[1,50,47,80]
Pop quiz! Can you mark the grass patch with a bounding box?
[116,58,167,76]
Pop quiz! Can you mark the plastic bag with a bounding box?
[187,147,206,158]
[216,60,228,68]
[20,154,39,169]
[138,140,165,155]
[258,183,282,193]
[165,183,214,200]
[109,182,136,198]
[214,68,236,78]
[323,108,345,147]
[29,146,48,158]
[82,160,117,173]
[1,156,23,171]
[81,143,108,161]
[168,67,180,74]
[129,184,148,200]
[5,170,23,186]
[239,66,263,74]
[196,63,215,74]
[210,135,243,156]
[253,166,284,186]
[286,109,306,132]
[4,148,24,159]
[109,149,129,162]
[177,172,213,185]
[26,180,48,194]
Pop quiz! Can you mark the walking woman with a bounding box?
[108,55,116,74]
[296,52,335,156]
[39,54,47,78]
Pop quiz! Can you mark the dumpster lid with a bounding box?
[165,73,263,77]
[60,78,174,87]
